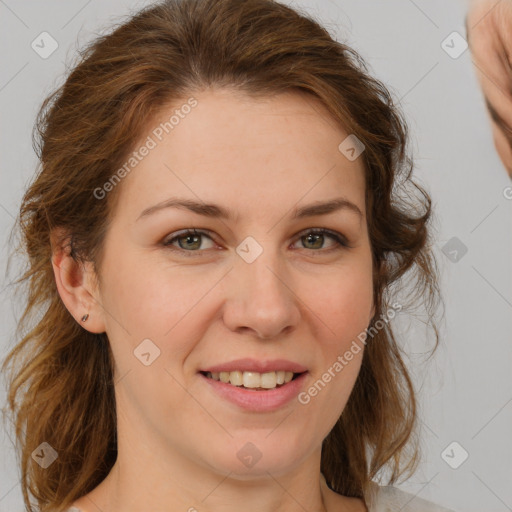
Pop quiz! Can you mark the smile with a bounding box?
[199,370,309,412]
[201,370,303,390]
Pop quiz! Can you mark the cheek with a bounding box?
[100,248,210,338]
[299,267,371,433]
[302,262,373,345]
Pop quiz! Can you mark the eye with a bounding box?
[162,227,350,257]
[292,228,350,253]
[163,229,216,256]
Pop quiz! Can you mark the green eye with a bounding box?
[163,229,215,254]
[296,229,349,251]
[162,227,350,257]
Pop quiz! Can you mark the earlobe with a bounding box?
[50,230,106,334]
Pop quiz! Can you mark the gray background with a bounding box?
[0,0,511,511]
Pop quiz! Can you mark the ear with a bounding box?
[50,228,106,334]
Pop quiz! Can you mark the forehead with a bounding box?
[113,88,366,223]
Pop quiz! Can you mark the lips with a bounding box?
[199,369,309,411]
[200,358,308,374]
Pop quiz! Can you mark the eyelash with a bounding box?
[162,228,350,257]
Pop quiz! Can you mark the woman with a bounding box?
[2,0,449,510]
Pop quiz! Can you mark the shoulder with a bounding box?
[366,482,456,512]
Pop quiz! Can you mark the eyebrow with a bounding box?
[136,197,363,221]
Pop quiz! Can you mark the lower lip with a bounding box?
[199,372,308,412]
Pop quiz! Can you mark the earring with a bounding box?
[81,313,89,322]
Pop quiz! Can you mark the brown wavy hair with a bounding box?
[1,0,440,510]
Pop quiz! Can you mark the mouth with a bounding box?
[199,370,306,391]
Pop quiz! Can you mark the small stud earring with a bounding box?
[81,313,89,322]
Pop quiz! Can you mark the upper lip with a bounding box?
[200,358,308,374]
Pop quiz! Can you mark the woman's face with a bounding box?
[92,88,374,479]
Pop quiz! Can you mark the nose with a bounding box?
[222,243,301,340]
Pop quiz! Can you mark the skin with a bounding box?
[52,87,373,512]
[466,0,512,178]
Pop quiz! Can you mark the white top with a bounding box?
[65,484,456,512]
[367,483,456,511]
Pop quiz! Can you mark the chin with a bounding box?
[203,436,308,479]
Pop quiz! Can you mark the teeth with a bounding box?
[205,370,296,389]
